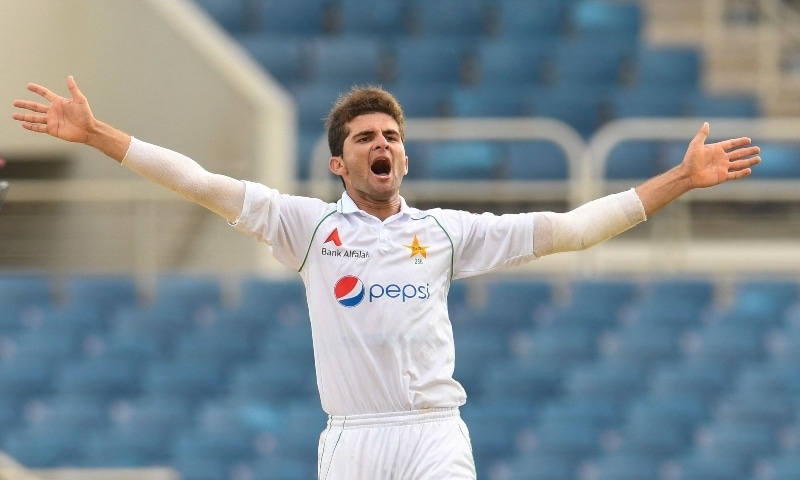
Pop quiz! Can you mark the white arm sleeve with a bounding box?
[121,137,244,221]
[532,188,647,257]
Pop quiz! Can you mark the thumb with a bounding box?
[690,122,710,148]
[66,75,87,103]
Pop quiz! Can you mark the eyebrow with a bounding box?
[352,128,401,140]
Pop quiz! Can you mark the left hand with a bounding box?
[682,122,761,189]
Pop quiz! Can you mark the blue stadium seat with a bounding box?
[750,142,800,178]
[423,141,505,180]
[551,37,634,87]
[54,357,142,399]
[9,328,81,363]
[81,426,172,467]
[530,86,612,138]
[453,327,509,394]
[252,0,333,35]
[109,395,194,435]
[538,397,621,430]
[466,279,553,332]
[566,0,642,44]
[0,397,21,431]
[236,33,310,85]
[474,39,553,88]
[478,358,562,402]
[0,358,55,401]
[627,393,710,434]
[172,427,256,464]
[503,452,576,480]
[714,392,796,428]
[632,46,702,89]
[524,420,604,464]
[686,323,767,369]
[734,361,800,398]
[228,359,317,405]
[407,0,490,37]
[583,453,661,480]
[450,87,534,118]
[563,360,646,404]
[650,360,733,401]
[110,305,193,353]
[693,422,779,464]
[0,425,84,468]
[152,274,223,313]
[660,452,748,480]
[291,83,342,132]
[338,0,408,36]
[506,141,570,180]
[66,274,138,317]
[495,0,567,38]
[277,401,328,458]
[518,325,598,370]
[461,399,531,472]
[237,277,308,322]
[248,456,318,480]
[605,140,664,179]
[307,36,390,90]
[175,323,256,366]
[0,274,54,308]
[392,38,471,87]
[89,329,164,363]
[142,359,227,400]
[600,323,682,368]
[645,278,716,307]
[613,421,690,460]
[25,395,109,431]
[686,92,760,118]
[258,320,314,366]
[172,456,229,480]
[756,454,800,480]
[612,87,690,119]
[389,84,452,117]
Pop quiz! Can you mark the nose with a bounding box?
[373,134,389,149]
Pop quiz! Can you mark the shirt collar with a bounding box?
[337,191,417,217]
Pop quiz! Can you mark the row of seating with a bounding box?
[1,273,800,479]
[197,0,636,39]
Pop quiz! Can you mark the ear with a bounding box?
[329,156,346,176]
[403,155,409,176]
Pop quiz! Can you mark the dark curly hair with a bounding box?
[326,85,405,157]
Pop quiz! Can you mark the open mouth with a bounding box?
[371,158,391,176]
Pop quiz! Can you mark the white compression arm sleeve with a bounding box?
[121,137,244,221]
[532,188,647,257]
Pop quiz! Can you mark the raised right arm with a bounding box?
[12,76,244,222]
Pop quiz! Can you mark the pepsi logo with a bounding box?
[334,275,365,307]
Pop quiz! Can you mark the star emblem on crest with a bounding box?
[404,235,428,258]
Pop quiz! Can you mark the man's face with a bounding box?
[331,112,408,204]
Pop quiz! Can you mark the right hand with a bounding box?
[12,75,94,144]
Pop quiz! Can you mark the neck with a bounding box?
[347,190,402,221]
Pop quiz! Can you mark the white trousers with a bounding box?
[317,407,477,480]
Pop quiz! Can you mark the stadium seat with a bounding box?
[734,361,800,398]
[660,452,748,480]
[478,358,562,403]
[0,358,55,401]
[422,141,505,180]
[8,328,81,363]
[388,84,453,117]
[505,141,570,180]
[142,359,227,401]
[713,392,795,428]
[276,401,328,458]
[252,0,334,35]
[461,399,531,472]
[236,33,310,85]
[0,425,84,468]
[306,36,390,90]
[0,274,53,308]
[25,395,109,431]
[600,322,682,369]
[449,87,534,118]
[756,454,800,480]
[392,38,472,87]
[631,46,702,89]
[612,87,690,119]
[517,324,598,370]
[54,357,142,399]
[228,359,317,405]
[538,397,621,430]
[453,327,509,394]
[337,0,408,36]
[407,0,490,37]
[247,456,318,480]
[523,420,604,464]
[172,427,256,464]
[174,323,256,367]
[685,323,767,369]
[686,92,760,118]
[693,422,779,464]
[152,274,223,313]
[503,452,576,480]
[109,395,195,435]
[566,0,642,42]
[258,319,314,366]
[750,142,800,178]
[627,393,710,435]
[530,86,612,138]
[582,453,661,480]
[650,360,733,401]
[110,305,193,354]
[495,0,567,38]
[473,39,553,88]
[563,360,646,404]
[66,274,139,317]
[465,278,553,332]
[550,37,634,88]
[81,426,172,467]
[613,421,690,460]
[605,140,665,179]
[236,276,308,324]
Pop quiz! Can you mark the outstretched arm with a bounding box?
[636,122,760,216]
[12,76,245,222]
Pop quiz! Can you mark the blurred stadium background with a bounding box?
[1,0,800,479]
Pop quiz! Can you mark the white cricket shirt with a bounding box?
[231,181,537,416]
